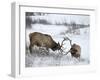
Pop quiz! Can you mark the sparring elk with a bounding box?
[29,32,66,53]
[64,37,81,59]
[69,43,81,58]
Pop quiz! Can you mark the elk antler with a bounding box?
[62,32,72,47]
[65,37,72,47]
[60,36,72,55]
[60,38,67,48]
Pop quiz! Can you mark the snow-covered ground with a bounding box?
[25,24,90,67]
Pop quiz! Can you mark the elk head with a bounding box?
[51,38,67,51]
[54,38,67,53]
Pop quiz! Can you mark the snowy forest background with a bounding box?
[25,12,90,67]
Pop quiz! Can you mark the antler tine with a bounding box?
[63,36,72,46]
[65,36,72,46]
[61,37,67,47]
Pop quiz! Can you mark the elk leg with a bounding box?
[46,48,49,55]
[77,56,81,61]
[29,44,33,53]
[39,47,45,54]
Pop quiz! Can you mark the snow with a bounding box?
[25,13,90,67]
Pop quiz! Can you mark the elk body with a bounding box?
[29,32,65,53]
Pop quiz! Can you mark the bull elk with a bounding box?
[65,37,81,59]
[69,44,81,58]
[29,32,66,53]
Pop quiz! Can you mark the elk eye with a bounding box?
[74,49,77,52]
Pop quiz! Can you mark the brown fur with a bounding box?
[29,32,61,53]
[70,44,81,58]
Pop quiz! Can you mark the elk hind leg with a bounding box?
[29,44,33,53]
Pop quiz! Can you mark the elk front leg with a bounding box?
[39,47,49,55]
[45,47,49,55]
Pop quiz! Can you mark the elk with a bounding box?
[69,44,81,58]
[65,37,81,59]
[29,32,66,54]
